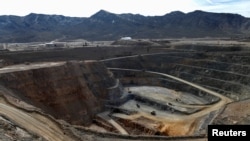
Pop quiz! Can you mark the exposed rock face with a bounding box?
[0,61,120,126]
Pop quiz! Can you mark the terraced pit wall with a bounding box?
[0,61,121,126]
[110,70,218,104]
[0,46,156,64]
[103,47,250,101]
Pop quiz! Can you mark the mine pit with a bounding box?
[0,41,249,141]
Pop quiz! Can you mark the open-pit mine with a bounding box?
[0,38,250,141]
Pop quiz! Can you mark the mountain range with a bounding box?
[0,10,250,43]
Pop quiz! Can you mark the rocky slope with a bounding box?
[0,116,43,141]
[0,60,121,126]
[0,10,250,42]
[213,99,250,125]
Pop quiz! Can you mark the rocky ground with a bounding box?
[213,99,250,125]
[0,116,42,141]
[0,38,249,141]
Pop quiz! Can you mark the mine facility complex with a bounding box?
[0,38,250,141]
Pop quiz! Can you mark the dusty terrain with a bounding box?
[0,96,76,141]
[213,99,250,125]
[0,38,249,141]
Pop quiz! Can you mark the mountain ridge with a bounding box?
[0,10,250,42]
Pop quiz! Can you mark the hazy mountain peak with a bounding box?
[166,11,185,16]
[0,10,250,42]
[90,10,114,18]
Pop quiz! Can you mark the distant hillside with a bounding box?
[0,10,250,42]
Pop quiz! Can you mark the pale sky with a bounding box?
[0,0,249,17]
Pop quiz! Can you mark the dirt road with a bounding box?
[0,96,75,141]
[0,83,77,141]
[109,68,232,135]
[0,62,65,74]
[109,68,232,118]
[98,112,128,135]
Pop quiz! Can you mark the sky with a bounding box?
[0,0,249,17]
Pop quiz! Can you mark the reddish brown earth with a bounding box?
[0,61,118,126]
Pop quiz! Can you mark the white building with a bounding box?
[120,37,132,40]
